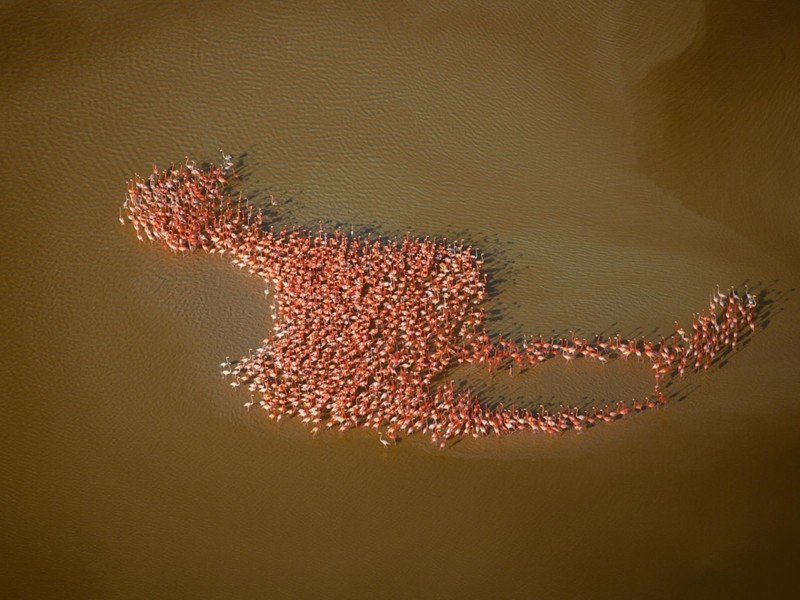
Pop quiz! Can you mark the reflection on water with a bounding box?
[2,1,800,598]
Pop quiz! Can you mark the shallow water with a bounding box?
[2,1,799,598]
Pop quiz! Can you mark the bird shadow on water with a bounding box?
[222,154,792,426]
[450,279,791,417]
[223,151,306,229]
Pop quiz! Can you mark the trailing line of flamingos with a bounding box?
[121,155,757,448]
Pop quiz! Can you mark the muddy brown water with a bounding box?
[2,2,799,598]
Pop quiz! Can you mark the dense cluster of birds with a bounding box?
[122,156,757,447]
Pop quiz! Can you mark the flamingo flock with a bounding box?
[121,156,757,447]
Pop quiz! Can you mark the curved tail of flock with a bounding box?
[121,156,757,447]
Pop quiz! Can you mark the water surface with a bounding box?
[2,1,799,598]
